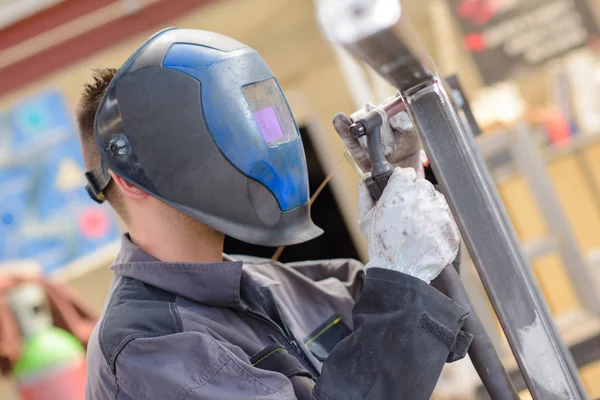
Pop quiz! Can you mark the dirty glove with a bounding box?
[333,100,423,175]
[359,167,461,284]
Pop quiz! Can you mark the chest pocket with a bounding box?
[304,315,351,362]
[251,343,315,400]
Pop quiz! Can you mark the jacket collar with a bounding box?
[111,235,244,308]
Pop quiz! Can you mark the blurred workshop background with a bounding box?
[1,0,600,399]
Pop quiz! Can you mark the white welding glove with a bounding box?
[359,167,461,284]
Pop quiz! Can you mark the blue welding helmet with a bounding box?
[84,28,323,246]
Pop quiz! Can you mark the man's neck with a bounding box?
[128,220,225,264]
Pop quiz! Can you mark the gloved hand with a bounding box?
[333,99,423,175]
[359,167,461,284]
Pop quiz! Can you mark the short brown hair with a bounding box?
[76,68,127,219]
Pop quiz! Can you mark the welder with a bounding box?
[80,28,469,400]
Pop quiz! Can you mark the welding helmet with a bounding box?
[84,28,322,246]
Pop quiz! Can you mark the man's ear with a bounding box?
[111,172,148,200]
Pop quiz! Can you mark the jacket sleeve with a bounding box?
[286,258,366,300]
[312,267,471,400]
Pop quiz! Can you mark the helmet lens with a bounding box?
[243,79,298,148]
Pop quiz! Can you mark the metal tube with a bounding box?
[315,1,587,397]
[406,79,585,399]
[432,266,518,400]
[380,95,406,118]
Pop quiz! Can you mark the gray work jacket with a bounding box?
[86,235,471,400]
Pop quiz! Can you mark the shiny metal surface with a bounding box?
[323,0,437,92]
[380,95,406,118]
[316,0,402,46]
[345,23,436,92]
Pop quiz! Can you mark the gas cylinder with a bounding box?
[8,283,86,400]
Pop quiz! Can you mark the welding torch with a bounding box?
[346,92,519,400]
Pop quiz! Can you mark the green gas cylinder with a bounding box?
[9,283,86,400]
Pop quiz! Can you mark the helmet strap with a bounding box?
[84,164,112,204]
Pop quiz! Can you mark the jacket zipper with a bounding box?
[245,307,320,378]
[270,295,321,377]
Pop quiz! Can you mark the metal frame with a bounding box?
[476,125,600,316]
[316,1,587,397]
[510,122,600,315]
[406,78,585,399]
